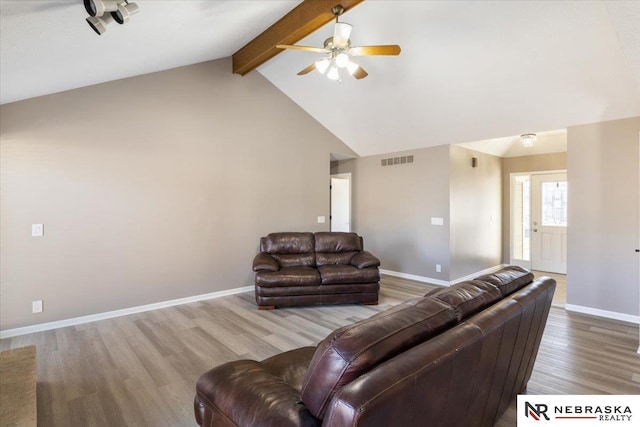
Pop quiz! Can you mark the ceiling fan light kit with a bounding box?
[277,5,401,81]
[84,0,139,35]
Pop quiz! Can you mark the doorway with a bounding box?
[330,173,351,232]
[510,171,567,274]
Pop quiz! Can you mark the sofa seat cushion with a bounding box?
[256,267,321,288]
[475,266,534,297]
[300,297,456,419]
[318,265,380,285]
[316,252,358,266]
[426,280,502,321]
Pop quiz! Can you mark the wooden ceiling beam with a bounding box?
[232,0,365,76]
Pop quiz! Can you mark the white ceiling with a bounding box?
[0,0,301,104]
[1,1,639,158]
[458,129,567,158]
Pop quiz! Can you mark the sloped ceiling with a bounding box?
[0,0,301,104]
[258,1,640,156]
[1,1,639,158]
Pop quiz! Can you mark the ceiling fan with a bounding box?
[276,5,401,81]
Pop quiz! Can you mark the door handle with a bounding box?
[533,229,538,232]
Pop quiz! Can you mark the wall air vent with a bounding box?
[381,155,414,167]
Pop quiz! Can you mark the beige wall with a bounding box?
[449,146,502,279]
[567,117,640,316]
[333,145,503,282]
[501,152,568,263]
[0,58,356,330]
[333,146,451,280]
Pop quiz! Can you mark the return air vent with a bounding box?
[381,155,413,167]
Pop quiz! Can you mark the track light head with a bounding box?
[112,2,139,24]
[84,0,119,17]
[86,13,114,35]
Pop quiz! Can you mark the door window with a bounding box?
[512,175,531,261]
[541,181,568,227]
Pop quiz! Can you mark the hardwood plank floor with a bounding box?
[533,270,566,307]
[1,274,638,427]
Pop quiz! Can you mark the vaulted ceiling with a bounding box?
[1,1,639,157]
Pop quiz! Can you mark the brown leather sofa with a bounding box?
[252,232,381,310]
[194,266,555,427]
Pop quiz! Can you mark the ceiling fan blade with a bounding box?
[276,44,327,53]
[297,63,317,75]
[333,22,353,47]
[351,65,368,80]
[350,45,401,56]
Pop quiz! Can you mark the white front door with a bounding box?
[531,173,568,273]
[330,175,351,232]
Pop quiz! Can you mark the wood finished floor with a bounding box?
[1,274,638,427]
[533,270,567,307]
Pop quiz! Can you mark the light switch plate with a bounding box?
[32,300,43,313]
[32,224,44,237]
[317,216,326,224]
[431,217,444,226]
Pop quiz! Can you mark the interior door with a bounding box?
[330,175,351,232]
[531,173,568,273]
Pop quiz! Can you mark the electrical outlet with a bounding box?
[436,264,442,273]
[32,300,43,313]
[32,224,44,237]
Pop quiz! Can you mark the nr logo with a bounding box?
[525,402,550,421]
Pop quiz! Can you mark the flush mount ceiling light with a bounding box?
[520,133,537,147]
[84,0,139,35]
[276,5,401,82]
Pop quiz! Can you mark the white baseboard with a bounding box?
[0,286,254,339]
[565,304,640,325]
[379,269,449,287]
[380,264,507,288]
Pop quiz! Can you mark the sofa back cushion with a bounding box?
[261,233,316,268]
[315,232,362,266]
[475,265,534,297]
[425,280,502,322]
[301,297,457,419]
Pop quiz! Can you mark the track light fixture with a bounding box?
[84,0,118,17]
[86,13,114,36]
[112,2,139,24]
[84,0,139,35]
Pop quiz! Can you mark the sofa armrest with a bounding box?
[351,251,381,269]
[195,360,320,427]
[253,253,280,272]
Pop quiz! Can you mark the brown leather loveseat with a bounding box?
[194,266,555,427]
[252,232,381,310]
